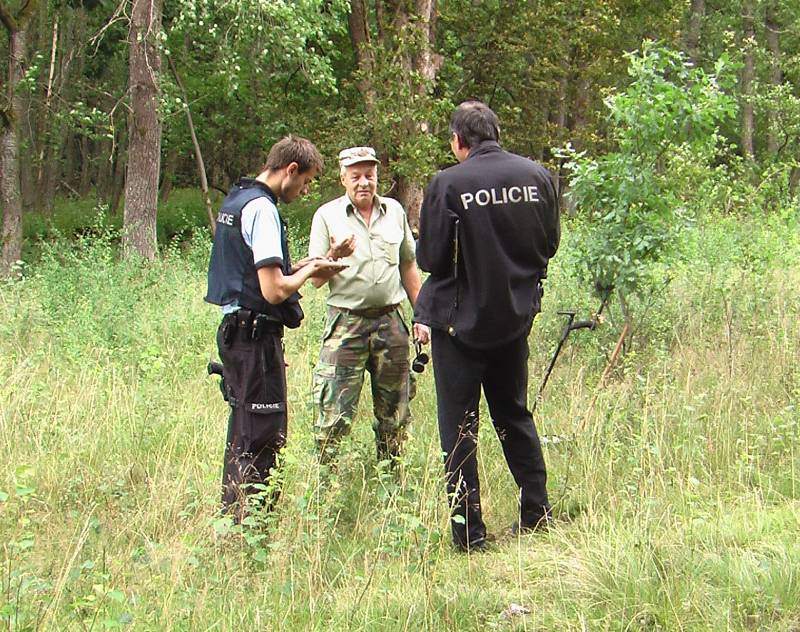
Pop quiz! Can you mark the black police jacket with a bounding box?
[205,178,303,328]
[414,141,560,348]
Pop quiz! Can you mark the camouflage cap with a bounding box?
[338,146,380,168]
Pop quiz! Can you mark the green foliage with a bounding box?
[162,0,349,186]
[167,0,348,93]
[59,100,115,142]
[559,43,737,298]
[437,0,685,160]
[349,36,452,187]
[22,189,218,249]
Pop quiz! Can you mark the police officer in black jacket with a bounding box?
[413,102,560,552]
[206,136,348,520]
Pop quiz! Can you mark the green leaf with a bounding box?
[107,590,126,603]
[252,548,268,563]
[212,516,233,536]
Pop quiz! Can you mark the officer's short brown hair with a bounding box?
[263,135,324,174]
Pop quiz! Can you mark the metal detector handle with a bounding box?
[556,310,576,338]
[569,320,596,331]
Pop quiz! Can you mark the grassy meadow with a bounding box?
[1,200,799,631]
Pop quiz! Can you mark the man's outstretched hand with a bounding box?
[328,234,356,260]
[308,258,348,281]
[294,256,348,278]
[292,255,322,272]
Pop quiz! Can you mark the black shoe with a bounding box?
[454,532,496,554]
[510,513,553,535]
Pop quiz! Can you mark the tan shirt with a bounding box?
[309,194,416,309]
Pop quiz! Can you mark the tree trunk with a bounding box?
[37,18,60,212]
[97,137,113,202]
[790,167,800,198]
[398,0,438,232]
[552,72,568,133]
[348,0,375,108]
[685,0,705,66]
[18,107,35,210]
[765,1,782,157]
[570,75,592,141]
[0,29,27,274]
[740,0,756,162]
[347,0,438,233]
[396,176,423,234]
[111,125,127,215]
[60,10,86,197]
[42,141,60,212]
[79,135,92,196]
[63,134,78,191]
[159,146,177,202]
[123,0,162,259]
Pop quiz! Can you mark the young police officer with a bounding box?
[413,102,561,552]
[206,136,346,520]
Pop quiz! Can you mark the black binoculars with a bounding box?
[412,341,429,373]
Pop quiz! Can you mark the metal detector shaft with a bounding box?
[533,311,596,413]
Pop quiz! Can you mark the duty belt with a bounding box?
[338,304,398,319]
[221,308,283,342]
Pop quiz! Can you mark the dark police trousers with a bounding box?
[217,313,287,520]
[431,328,549,549]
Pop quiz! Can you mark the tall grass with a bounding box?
[1,211,798,630]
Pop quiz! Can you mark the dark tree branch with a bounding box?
[17,0,38,28]
[0,2,18,32]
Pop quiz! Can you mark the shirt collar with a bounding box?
[344,194,386,216]
[466,140,502,161]
[238,177,278,204]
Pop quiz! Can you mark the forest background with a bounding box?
[1,0,800,630]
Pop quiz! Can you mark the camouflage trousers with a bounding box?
[312,305,414,462]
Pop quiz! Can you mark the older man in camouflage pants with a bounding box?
[308,146,425,463]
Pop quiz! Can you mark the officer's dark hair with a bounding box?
[262,135,324,174]
[449,101,500,149]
